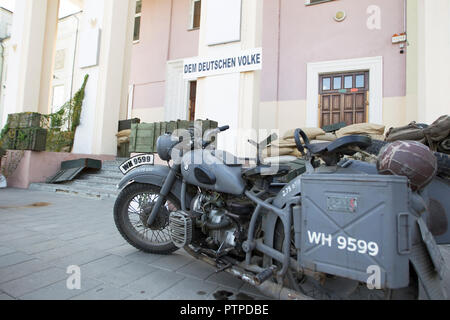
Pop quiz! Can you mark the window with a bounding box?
[319,71,369,94]
[54,49,66,70]
[344,75,353,89]
[333,77,342,90]
[52,86,66,113]
[133,0,142,42]
[356,74,365,88]
[322,78,331,91]
[190,0,201,29]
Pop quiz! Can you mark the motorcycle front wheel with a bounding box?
[114,183,179,255]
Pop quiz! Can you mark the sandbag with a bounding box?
[283,128,325,141]
[116,129,131,138]
[423,115,450,142]
[272,139,297,148]
[336,123,385,138]
[117,136,130,145]
[369,134,386,141]
[263,147,296,158]
[316,133,337,142]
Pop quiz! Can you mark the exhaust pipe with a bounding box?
[184,246,312,300]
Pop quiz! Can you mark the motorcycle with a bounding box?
[114,126,449,300]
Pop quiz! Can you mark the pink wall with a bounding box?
[4,151,115,189]
[130,0,199,110]
[261,0,407,102]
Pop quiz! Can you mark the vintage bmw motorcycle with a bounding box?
[114,126,449,300]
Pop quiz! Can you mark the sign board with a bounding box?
[392,33,407,44]
[183,48,263,80]
[79,27,101,68]
[206,0,242,46]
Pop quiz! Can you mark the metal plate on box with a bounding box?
[119,154,155,175]
[327,195,358,213]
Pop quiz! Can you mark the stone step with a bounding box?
[92,170,123,179]
[78,174,122,185]
[27,158,130,200]
[67,180,120,192]
[29,183,119,200]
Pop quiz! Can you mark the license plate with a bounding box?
[119,154,155,175]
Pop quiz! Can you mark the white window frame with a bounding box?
[306,56,383,127]
[189,0,202,30]
[133,0,142,43]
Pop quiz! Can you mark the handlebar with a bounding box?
[218,125,230,132]
[202,125,230,149]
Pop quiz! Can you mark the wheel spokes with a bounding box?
[126,191,176,245]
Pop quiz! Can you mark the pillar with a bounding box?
[72,0,136,155]
[1,0,59,127]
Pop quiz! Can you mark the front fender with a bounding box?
[117,165,192,207]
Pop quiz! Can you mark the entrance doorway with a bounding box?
[188,81,197,121]
[319,71,369,127]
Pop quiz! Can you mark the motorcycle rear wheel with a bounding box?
[114,183,179,255]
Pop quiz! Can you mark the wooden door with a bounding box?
[188,81,197,121]
[319,71,369,127]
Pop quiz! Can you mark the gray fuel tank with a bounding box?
[181,149,245,195]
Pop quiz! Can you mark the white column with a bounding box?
[1,0,59,127]
[195,0,263,157]
[72,0,136,155]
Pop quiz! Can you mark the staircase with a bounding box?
[29,159,127,200]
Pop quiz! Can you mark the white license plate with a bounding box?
[119,154,155,175]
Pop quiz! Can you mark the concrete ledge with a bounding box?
[2,151,116,189]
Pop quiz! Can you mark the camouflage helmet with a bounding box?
[377,141,437,191]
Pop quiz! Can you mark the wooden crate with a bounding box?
[117,142,130,158]
[15,128,48,152]
[129,123,157,153]
[1,129,17,150]
[153,122,162,148]
[160,122,167,135]
[7,113,42,129]
[177,120,190,131]
[167,121,177,134]
[46,130,75,152]
[7,114,20,129]
[118,118,140,132]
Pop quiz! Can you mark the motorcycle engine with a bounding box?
[191,193,238,250]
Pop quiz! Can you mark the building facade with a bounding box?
[1,0,449,157]
[0,6,12,125]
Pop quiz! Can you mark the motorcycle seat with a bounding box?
[307,135,372,156]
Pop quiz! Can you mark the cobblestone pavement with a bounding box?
[0,188,449,300]
[0,189,268,300]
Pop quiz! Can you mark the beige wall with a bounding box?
[131,107,165,124]
[260,96,407,136]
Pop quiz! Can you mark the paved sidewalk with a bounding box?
[0,189,267,300]
[1,188,449,300]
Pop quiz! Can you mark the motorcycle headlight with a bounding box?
[156,134,180,161]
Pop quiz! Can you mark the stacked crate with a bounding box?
[129,119,219,154]
[3,113,47,152]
